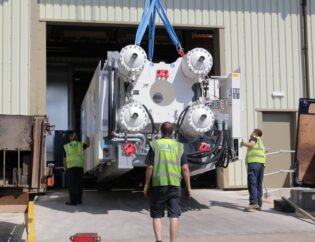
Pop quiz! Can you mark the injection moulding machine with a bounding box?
[81,45,241,183]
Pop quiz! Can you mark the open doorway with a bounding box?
[46,23,220,188]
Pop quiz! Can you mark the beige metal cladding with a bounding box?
[0,0,45,115]
[310,1,315,99]
[38,0,313,124]
[1,1,314,118]
[30,0,46,115]
[0,0,30,115]
[37,0,314,187]
[1,0,314,187]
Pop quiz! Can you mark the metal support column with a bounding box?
[17,148,21,186]
[2,148,6,186]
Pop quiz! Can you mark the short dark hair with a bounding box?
[69,132,78,141]
[254,129,263,137]
[160,122,174,136]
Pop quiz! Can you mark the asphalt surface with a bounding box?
[0,213,27,242]
[31,189,315,242]
[0,189,28,242]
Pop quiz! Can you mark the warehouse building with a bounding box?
[0,0,314,189]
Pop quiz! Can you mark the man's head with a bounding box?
[252,129,263,137]
[69,132,78,141]
[160,122,174,137]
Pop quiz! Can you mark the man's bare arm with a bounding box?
[63,158,67,171]
[241,140,256,148]
[144,165,153,198]
[145,165,153,186]
[182,164,191,198]
[83,136,90,149]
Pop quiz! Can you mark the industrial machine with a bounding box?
[81,45,241,183]
[81,0,241,184]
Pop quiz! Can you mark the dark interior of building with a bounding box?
[46,24,217,188]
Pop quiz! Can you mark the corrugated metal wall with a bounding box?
[37,0,312,117]
[0,0,30,115]
[38,0,315,187]
[1,0,314,186]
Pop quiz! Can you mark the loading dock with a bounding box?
[46,24,222,188]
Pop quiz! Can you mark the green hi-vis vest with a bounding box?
[245,137,266,164]
[64,141,84,169]
[150,138,184,187]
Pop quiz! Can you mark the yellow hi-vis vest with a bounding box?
[150,138,184,187]
[64,141,84,169]
[245,137,266,164]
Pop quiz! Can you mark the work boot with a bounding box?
[244,204,259,212]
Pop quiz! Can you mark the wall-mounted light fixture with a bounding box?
[272,91,285,98]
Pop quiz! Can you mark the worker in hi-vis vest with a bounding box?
[144,122,191,242]
[241,128,266,211]
[63,132,90,206]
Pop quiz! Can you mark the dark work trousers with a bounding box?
[247,162,264,207]
[67,167,84,204]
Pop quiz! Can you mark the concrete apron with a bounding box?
[34,189,315,242]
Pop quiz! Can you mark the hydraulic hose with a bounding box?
[187,135,225,164]
[186,130,223,158]
[175,105,190,138]
[107,62,113,139]
[187,130,232,167]
[112,64,119,134]
[142,105,158,134]
[215,130,233,168]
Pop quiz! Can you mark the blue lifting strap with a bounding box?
[135,0,184,61]
[148,4,156,60]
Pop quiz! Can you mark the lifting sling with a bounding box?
[135,0,185,61]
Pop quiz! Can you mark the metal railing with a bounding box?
[263,150,295,198]
[266,149,295,156]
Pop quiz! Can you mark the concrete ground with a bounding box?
[33,189,315,242]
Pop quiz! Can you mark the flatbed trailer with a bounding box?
[0,115,50,194]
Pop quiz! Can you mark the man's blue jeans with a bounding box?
[247,162,264,206]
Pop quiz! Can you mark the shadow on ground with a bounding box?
[0,221,25,242]
[36,189,209,215]
[208,198,315,225]
[209,200,245,211]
